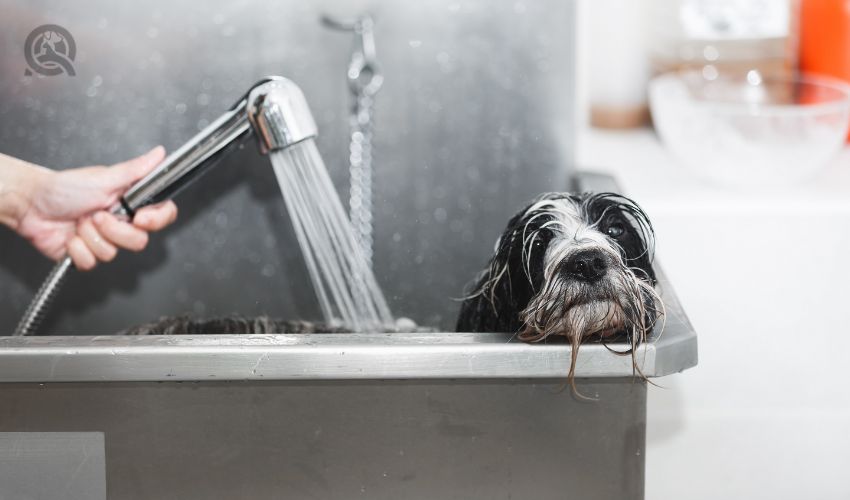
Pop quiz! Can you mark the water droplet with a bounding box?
[434,207,447,222]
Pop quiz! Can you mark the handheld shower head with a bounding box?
[118,76,317,217]
[13,76,319,336]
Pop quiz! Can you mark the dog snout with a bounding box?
[564,249,608,282]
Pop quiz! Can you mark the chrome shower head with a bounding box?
[247,77,318,154]
[118,76,317,217]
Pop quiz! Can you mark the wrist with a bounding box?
[0,154,52,231]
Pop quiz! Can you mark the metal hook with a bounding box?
[321,14,384,97]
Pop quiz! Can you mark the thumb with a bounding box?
[101,146,166,192]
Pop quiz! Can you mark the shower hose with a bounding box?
[13,256,73,336]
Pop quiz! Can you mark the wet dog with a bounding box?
[456,192,663,391]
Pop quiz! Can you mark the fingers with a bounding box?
[68,214,138,272]
[132,201,178,232]
[77,218,117,263]
[92,211,148,252]
[67,236,97,271]
[101,146,166,192]
[65,203,178,271]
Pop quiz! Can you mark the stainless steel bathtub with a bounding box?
[0,280,695,500]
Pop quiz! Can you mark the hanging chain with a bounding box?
[349,92,375,266]
[321,14,383,268]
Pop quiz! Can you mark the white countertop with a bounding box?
[577,126,850,214]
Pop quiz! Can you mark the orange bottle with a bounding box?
[800,0,850,140]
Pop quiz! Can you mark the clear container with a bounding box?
[649,70,850,186]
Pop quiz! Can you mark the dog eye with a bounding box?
[606,223,625,238]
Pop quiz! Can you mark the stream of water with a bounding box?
[271,139,393,331]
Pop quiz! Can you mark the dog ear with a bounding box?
[457,197,557,333]
[582,192,657,284]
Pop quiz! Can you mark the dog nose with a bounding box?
[564,249,608,282]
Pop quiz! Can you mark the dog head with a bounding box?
[457,192,663,385]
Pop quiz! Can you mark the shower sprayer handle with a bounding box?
[118,111,253,214]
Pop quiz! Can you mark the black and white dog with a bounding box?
[456,192,663,387]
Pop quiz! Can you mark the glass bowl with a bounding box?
[649,70,850,187]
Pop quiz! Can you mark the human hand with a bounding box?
[14,147,178,270]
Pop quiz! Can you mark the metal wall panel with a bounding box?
[0,0,576,332]
[0,379,644,500]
